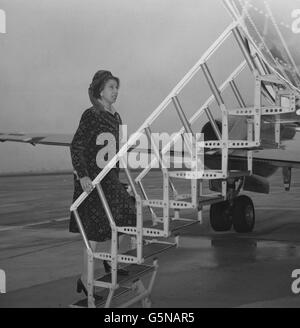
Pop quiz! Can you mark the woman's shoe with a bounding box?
[76,278,103,301]
[103,260,129,276]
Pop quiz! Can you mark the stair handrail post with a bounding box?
[96,184,118,286]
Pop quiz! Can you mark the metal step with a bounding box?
[228,106,294,116]
[144,195,224,208]
[95,264,154,285]
[146,217,199,233]
[169,170,225,179]
[227,106,256,116]
[204,140,259,149]
[142,199,195,209]
[117,226,165,238]
[123,240,177,260]
[168,170,250,180]
[261,106,295,115]
[70,286,130,308]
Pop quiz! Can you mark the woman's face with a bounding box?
[100,79,119,105]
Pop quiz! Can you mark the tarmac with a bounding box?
[1,170,300,307]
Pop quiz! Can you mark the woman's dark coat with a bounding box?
[69,102,136,242]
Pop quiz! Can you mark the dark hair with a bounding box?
[89,70,120,99]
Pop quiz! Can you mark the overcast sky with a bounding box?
[0,0,235,173]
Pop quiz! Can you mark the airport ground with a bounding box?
[1,169,300,307]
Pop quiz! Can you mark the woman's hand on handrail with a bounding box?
[80,176,94,193]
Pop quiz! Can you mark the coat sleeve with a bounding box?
[70,111,96,179]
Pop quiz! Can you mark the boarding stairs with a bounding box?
[69,11,300,308]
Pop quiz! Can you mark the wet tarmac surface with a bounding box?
[0,170,300,307]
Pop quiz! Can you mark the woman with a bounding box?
[69,70,136,298]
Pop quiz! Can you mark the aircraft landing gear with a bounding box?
[210,201,232,232]
[232,195,255,233]
[209,195,255,233]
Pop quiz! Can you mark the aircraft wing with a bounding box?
[231,148,300,169]
[1,131,300,170]
[0,133,72,146]
[0,132,187,157]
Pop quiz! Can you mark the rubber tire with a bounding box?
[232,195,255,233]
[210,201,232,232]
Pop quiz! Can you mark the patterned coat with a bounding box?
[69,104,136,242]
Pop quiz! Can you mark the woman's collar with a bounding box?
[98,99,115,114]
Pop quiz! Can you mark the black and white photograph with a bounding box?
[1,0,300,311]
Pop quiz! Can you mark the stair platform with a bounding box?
[144,217,199,234]
[95,264,155,285]
[124,241,177,259]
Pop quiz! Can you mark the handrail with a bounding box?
[70,21,239,211]
[175,21,238,95]
[135,60,247,182]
